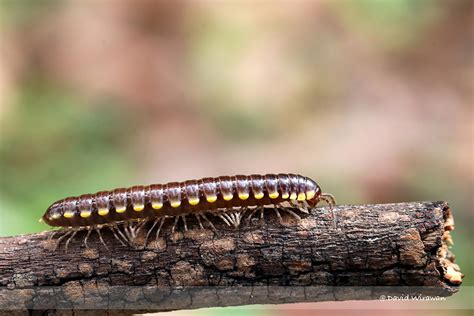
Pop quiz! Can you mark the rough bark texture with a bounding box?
[0,201,463,314]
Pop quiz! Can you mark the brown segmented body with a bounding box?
[43,174,329,228]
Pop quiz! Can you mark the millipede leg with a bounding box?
[200,213,216,232]
[219,214,231,226]
[228,212,236,226]
[227,212,238,227]
[145,219,159,245]
[273,208,283,224]
[155,217,166,240]
[195,214,204,230]
[233,211,242,228]
[124,221,140,242]
[246,208,256,222]
[47,231,57,242]
[171,216,180,233]
[247,206,264,222]
[109,225,126,246]
[331,208,337,229]
[259,207,265,219]
[148,219,159,234]
[84,228,92,248]
[181,215,188,231]
[273,202,282,213]
[64,230,78,252]
[289,200,309,214]
[131,222,138,240]
[52,230,72,251]
[320,193,336,208]
[95,228,109,250]
[298,201,310,214]
[284,208,301,221]
[137,220,147,233]
[225,211,242,228]
[130,220,147,241]
[114,225,128,245]
[320,193,337,229]
[123,222,131,242]
[133,222,140,239]
[222,212,233,223]
[128,222,136,241]
[115,224,130,245]
[126,220,146,248]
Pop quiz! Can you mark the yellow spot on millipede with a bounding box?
[133,205,144,211]
[116,207,126,213]
[289,193,297,200]
[223,194,233,201]
[80,211,91,218]
[238,193,249,200]
[269,192,279,199]
[282,193,289,199]
[64,211,75,218]
[254,192,264,199]
[98,208,109,216]
[188,198,200,206]
[152,203,163,210]
[171,201,181,208]
[206,195,217,203]
[51,213,61,220]
[297,193,306,201]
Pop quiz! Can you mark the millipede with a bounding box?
[41,173,336,251]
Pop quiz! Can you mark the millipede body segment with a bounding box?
[42,174,335,250]
[44,174,332,227]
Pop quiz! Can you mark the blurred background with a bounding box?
[0,0,472,314]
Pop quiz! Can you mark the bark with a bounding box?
[0,201,463,314]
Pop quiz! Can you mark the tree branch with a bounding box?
[0,201,463,313]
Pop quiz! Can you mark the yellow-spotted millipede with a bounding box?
[42,173,336,251]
